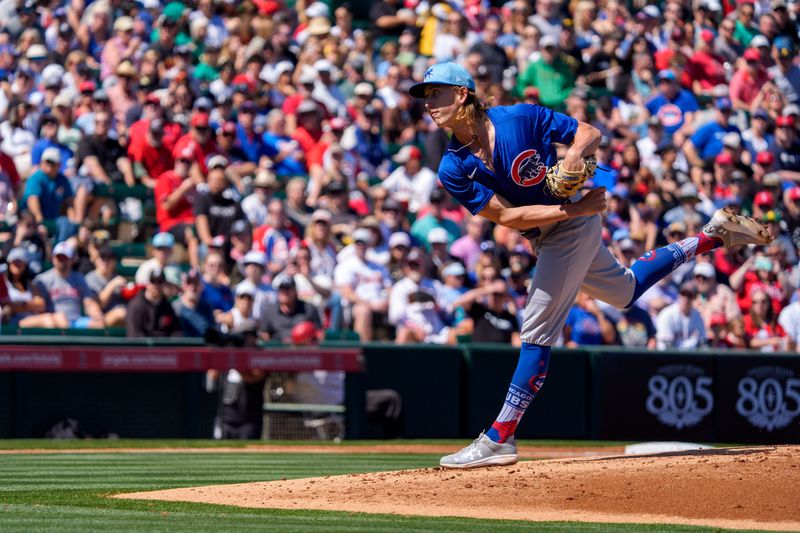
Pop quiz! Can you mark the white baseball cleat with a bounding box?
[439,432,519,469]
[703,207,773,247]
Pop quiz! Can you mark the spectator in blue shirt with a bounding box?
[199,251,234,313]
[173,268,215,337]
[684,97,740,182]
[235,101,268,164]
[645,70,699,144]
[21,147,77,242]
[30,114,72,174]
[262,109,306,176]
[564,292,617,347]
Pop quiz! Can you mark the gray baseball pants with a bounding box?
[520,214,636,345]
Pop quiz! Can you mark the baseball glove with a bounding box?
[544,156,598,199]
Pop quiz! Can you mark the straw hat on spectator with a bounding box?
[116,61,137,79]
[306,17,331,36]
[253,169,278,189]
[113,16,134,32]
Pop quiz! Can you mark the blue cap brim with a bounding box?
[408,81,464,99]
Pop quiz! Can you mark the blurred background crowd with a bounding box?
[1,0,800,352]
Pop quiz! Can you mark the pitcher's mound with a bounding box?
[118,445,800,531]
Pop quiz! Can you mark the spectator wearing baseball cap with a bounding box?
[31,114,72,176]
[730,48,769,111]
[515,35,574,112]
[126,265,181,338]
[260,272,322,344]
[685,96,739,179]
[692,261,740,325]
[234,101,269,165]
[771,116,799,178]
[213,120,257,187]
[172,268,214,338]
[655,280,707,350]
[1,247,46,327]
[228,219,254,271]
[410,188,460,251]
[646,69,700,142]
[663,183,709,227]
[261,109,306,177]
[332,224,392,341]
[768,37,800,105]
[236,250,273,320]
[134,232,177,286]
[127,118,175,189]
[33,241,105,330]
[194,162,245,254]
[383,145,437,213]
[214,279,259,337]
[85,246,128,327]
[172,111,217,174]
[741,108,771,154]
[388,246,441,327]
[21,145,78,243]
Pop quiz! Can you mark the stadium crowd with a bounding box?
[1,0,800,351]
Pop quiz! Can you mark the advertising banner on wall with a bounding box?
[593,352,716,441]
[714,355,800,443]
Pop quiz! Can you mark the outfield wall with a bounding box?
[0,337,799,443]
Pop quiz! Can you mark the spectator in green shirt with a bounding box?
[410,188,460,251]
[515,35,576,112]
[733,1,759,47]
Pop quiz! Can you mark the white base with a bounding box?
[624,441,714,455]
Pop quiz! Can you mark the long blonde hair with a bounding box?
[455,89,492,131]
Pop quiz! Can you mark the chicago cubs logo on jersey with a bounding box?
[657,104,683,128]
[511,149,546,187]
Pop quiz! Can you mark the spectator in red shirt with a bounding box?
[687,30,727,96]
[730,48,770,111]
[128,119,174,188]
[744,288,788,352]
[213,121,256,192]
[730,249,788,315]
[127,95,179,155]
[154,148,200,267]
[173,111,217,177]
[292,101,324,161]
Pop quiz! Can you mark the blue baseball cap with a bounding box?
[657,69,676,82]
[408,62,475,98]
[715,96,732,110]
[152,232,175,249]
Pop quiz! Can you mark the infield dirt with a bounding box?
[118,445,800,531]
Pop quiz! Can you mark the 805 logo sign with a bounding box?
[646,365,713,429]
[736,366,800,431]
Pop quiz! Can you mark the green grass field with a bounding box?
[0,440,772,533]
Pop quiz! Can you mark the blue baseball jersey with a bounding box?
[645,89,699,136]
[437,104,578,215]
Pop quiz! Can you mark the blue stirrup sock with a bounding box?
[628,233,723,305]
[486,342,551,443]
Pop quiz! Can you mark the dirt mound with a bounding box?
[118,445,800,531]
